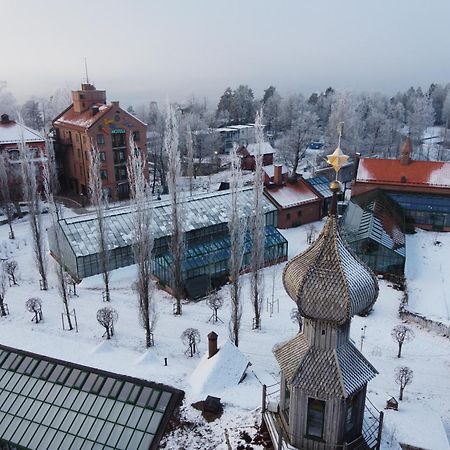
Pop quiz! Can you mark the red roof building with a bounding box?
[264,167,322,228]
[0,114,46,201]
[53,84,148,202]
[352,138,450,196]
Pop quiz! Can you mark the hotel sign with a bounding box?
[111,128,126,134]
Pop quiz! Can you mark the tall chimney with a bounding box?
[274,164,282,186]
[208,331,218,359]
[1,114,10,124]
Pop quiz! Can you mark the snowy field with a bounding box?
[0,214,449,449]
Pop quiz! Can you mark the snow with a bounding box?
[189,340,250,400]
[0,120,44,144]
[265,182,319,207]
[0,213,449,449]
[405,229,450,325]
[246,141,274,156]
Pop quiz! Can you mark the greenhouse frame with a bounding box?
[49,188,287,297]
[342,191,406,276]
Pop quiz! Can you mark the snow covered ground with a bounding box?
[0,214,449,449]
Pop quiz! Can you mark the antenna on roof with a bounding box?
[84,57,90,84]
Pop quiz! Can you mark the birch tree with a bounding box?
[228,145,246,346]
[43,142,73,330]
[165,102,184,314]
[249,110,265,330]
[186,123,195,195]
[128,136,156,347]
[88,143,111,302]
[0,153,15,239]
[19,128,48,290]
[0,271,8,316]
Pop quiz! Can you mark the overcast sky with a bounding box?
[3,0,450,107]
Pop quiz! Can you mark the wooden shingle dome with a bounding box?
[282,214,378,325]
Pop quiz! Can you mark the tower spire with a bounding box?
[84,57,90,84]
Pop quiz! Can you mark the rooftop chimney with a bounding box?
[208,331,218,359]
[111,101,119,107]
[274,164,283,186]
[91,105,99,116]
[1,114,10,124]
[399,137,413,166]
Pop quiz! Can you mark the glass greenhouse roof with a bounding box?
[388,192,450,214]
[154,225,287,270]
[306,176,333,198]
[0,345,183,450]
[58,187,277,257]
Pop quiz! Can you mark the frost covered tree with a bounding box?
[165,102,184,315]
[88,143,111,302]
[395,366,413,401]
[0,81,17,117]
[407,95,435,156]
[43,142,73,330]
[228,145,246,346]
[0,154,15,239]
[128,135,156,347]
[19,128,48,290]
[21,99,44,131]
[0,271,8,316]
[186,123,195,195]
[25,297,43,323]
[3,260,18,286]
[249,110,265,330]
[96,307,118,340]
[181,328,201,357]
[391,325,415,358]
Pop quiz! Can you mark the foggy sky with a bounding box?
[3,0,450,106]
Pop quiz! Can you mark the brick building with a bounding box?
[237,142,274,170]
[352,138,450,231]
[53,84,147,202]
[0,113,46,201]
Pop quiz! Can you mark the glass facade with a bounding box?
[153,225,288,298]
[0,346,183,450]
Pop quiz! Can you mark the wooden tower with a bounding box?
[273,179,379,449]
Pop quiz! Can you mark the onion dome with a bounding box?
[283,193,378,325]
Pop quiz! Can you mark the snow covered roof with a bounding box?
[0,119,44,145]
[263,164,289,179]
[283,214,379,324]
[189,341,250,399]
[264,179,320,209]
[0,343,184,450]
[58,187,277,257]
[54,104,112,130]
[245,142,274,156]
[357,157,450,189]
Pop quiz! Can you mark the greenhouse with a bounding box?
[50,188,285,296]
[342,191,406,276]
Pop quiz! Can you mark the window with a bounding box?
[133,131,140,142]
[8,149,20,160]
[100,152,106,161]
[286,213,291,220]
[114,150,126,164]
[297,210,302,217]
[97,134,105,145]
[115,166,127,181]
[100,170,108,180]
[345,396,356,432]
[306,398,325,439]
[112,132,126,148]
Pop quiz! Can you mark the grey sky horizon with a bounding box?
[3,0,450,107]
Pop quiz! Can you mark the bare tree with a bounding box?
[290,307,303,332]
[228,145,246,347]
[96,307,118,339]
[3,260,18,286]
[88,143,111,302]
[0,153,15,239]
[0,271,9,316]
[186,123,195,195]
[128,135,155,348]
[19,127,48,290]
[25,297,43,323]
[395,366,413,401]
[249,110,265,330]
[207,290,224,323]
[43,142,73,330]
[165,102,184,314]
[181,328,201,357]
[391,325,415,358]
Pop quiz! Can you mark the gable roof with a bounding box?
[0,344,184,450]
[53,104,112,131]
[0,120,44,145]
[264,179,321,209]
[356,157,450,189]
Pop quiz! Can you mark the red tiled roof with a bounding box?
[264,179,320,208]
[356,158,450,189]
[54,104,112,130]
